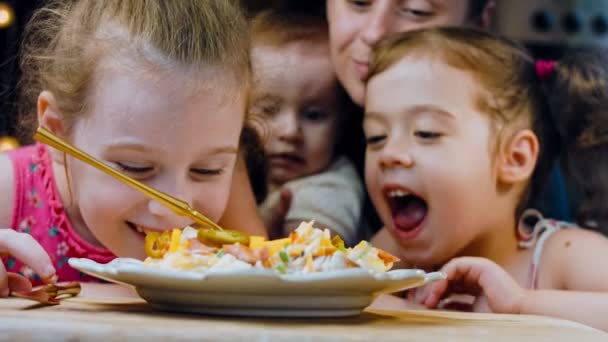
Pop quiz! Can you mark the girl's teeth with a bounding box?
[133,224,171,234]
[388,190,409,198]
[134,225,157,234]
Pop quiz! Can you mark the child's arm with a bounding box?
[265,188,292,240]
[518,290,608,331]
[0,153,57,296]
[421,253,608,331]
[218,155,268,238]
[520,227,608,330]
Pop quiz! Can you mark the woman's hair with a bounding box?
[18,0,252,141]
[467,0,491,26]
[367,27,602,223]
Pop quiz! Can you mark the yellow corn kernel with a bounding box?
[265,237,291,255]
[320,238,336,256]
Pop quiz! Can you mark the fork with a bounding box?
[11,281,81,305]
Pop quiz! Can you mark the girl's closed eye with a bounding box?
[414,130,443,140]
[366,134,387,146]
[115,162,154,175]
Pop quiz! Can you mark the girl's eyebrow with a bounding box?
[365,105,455,120]
[408,105,455,120]
[103,143,238,156]
[103,143,154,153]
[206,146,238,155]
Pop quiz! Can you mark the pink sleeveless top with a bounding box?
[3,143,116,285]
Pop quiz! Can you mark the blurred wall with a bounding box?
[494,0,608,58]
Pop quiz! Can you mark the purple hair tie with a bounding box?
[536,60,556,81]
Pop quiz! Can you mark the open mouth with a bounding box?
[127,221,164,237]
[385,188,428,238]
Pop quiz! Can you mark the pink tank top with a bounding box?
[3,143,116,285]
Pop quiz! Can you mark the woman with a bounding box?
[327,0,493,106]
[226,0,571,240]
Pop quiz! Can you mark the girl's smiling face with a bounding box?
[45,60,246,259]
[364,56,504,266]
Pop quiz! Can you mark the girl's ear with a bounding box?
[37,91,68,164]
[38,91,66,136]
[497,129,539,185]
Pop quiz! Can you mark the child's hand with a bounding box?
[419,257,527,314]
[264,188,292,239]
[0,229,57,297]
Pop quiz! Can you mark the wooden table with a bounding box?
[0,284,604,341]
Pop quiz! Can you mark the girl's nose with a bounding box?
[379,142,415,170]
[147,182,196,229]
[147,199,193,229]
[360,4,392,47]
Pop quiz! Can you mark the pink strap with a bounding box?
[517,209,563,289]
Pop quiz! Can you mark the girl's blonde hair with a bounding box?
[19,0,251,140]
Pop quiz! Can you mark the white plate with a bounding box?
[69,257,445,317]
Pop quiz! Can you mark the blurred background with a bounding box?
[0,0,42,143]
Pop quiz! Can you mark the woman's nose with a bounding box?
[360,5,392,47]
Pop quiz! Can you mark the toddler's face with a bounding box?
[327,0,471,105]
[364,57,502,266]
[250,42,343,186]
[62,63,245,259]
